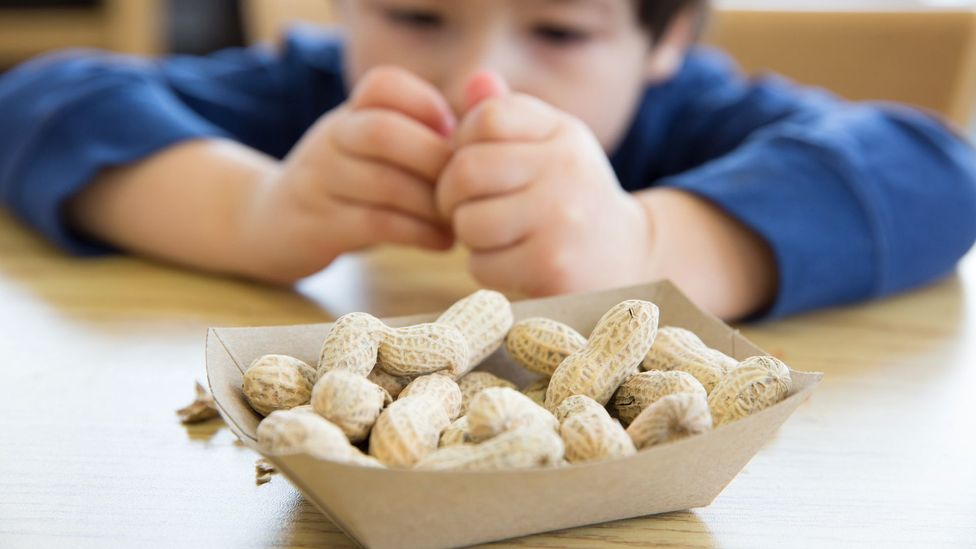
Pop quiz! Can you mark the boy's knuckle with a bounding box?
[536,249,574,292]
[366,165,399,200]
[473,100,508,139]
[450,150,481,192]
[361,115,397,148]
[358,65,409,94]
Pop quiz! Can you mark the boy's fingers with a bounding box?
[436,142,541,218]
[329,157,442,224]
[468,231,570,297]
[334,109,453,182]
[346,204,455,251]
[349,66,457,137]
[452,190,537,251]
[455,94,561,147]
[463,70,510,114]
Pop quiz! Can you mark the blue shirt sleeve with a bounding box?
[611,47,976,318]
[0,27,347,255]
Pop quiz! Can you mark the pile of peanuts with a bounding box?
[243,290,792,471]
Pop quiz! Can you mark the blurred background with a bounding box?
[0,0,974,136]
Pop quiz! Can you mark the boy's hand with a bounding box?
[242,67,457,283]
[436,73,653,296]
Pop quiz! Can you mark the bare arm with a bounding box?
[65,68,458,285]
[65,139,277,279]
[634,187,778,320]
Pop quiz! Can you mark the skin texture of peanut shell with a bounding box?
[707,355,792,426]
[612,370,707,425]
[436,290,514,377]
[560,411,636,463]
[367,368,412,399]
[256,409,383,467]
[368,395,451,467]
[553,394,611,424]
[311,369,391,442]
[439,415,470,447]
[521,378,550,407]
[626,392,713,449]
[317,312,388,378]
[416,427,565,471]
[457,371,518,415]
[505,317,587,376]
[466,387,558,443]
[376,323,469,377]
[398,373,464,420]
[641,326,737,394]
[545,300,660,411]
[243,355,314,416]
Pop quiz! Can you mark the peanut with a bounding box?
[257,409,383,467]
[506,317,587,376]
[367,368,413,399]
[545,300,660,411]
[376,322,469,377]
[317,312,388,378]
[436,290,514,377]
[416,427,565,471]
[553,394,610,424]
[560,411,636,463]
[311,369,391,442]
[439,415,470,447]
[457,371,517,414]
[368,395,451,467]
[626,392,713,449]
[466,387,558,443]
[708,356,792,426]
[612,370,707,425]
[398,373,463,420]
[642,326,737,394]
[243,355,314,416]
[521,378,550,407]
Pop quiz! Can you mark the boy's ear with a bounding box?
[643,8,699,84]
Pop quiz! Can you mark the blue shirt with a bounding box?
[1,29,975,318]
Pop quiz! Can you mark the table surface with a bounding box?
[0,210,974,549]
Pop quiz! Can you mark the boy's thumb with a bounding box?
[463,71,510,114]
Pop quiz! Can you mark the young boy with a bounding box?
[0,0,974,320]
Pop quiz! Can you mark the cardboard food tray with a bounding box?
[206,280,822,549]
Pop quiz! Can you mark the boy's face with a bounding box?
[336,0,684,152]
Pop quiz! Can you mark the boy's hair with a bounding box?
[635,0,708,43]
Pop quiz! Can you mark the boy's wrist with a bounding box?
[633,187,777,320]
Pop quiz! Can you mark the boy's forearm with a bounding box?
[65,139,277,278]
[634,187,778,320]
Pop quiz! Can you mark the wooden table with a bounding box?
[1,209,973,548]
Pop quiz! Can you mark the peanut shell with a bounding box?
[505,317,587,376]
[612,370,707,425]
[642,326,736,394]
[243,354,313,416]
[398,373,463,420]
[417,427,565,471]
[457,371,517,415]
[708,355,792,426]
[626,392,713,449]
[466,387,558,443]
[545,300,660,411]
[436,290,514,377]
[311,369,391,442]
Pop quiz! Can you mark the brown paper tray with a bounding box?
[206,280,822,549]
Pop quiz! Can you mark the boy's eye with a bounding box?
[533,25,591,46]
[384,8,444,29]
